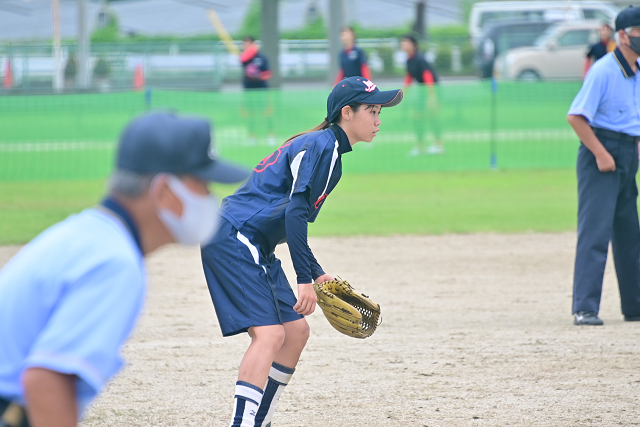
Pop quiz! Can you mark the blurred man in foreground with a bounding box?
[0,113,248,427]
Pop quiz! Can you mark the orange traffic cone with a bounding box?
[3,59,13,89]
[133,64,144,90]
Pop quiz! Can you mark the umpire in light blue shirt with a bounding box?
[0,113,248,427]
[567,6,640,326]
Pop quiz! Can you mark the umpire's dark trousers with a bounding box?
[573,129,640,316]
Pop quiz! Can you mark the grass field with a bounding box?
[0,169,579,245]
[0,82,588,244]
[0,82,583,180]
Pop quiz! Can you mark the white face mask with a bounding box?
[155,175,220,246]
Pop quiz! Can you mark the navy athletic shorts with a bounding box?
[201,217,303,337]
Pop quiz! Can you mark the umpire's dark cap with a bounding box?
[117,112,249,183]
[616,6,640,31]
[327,76,403,123]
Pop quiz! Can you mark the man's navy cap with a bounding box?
[616,6,640,31]
[327,76,403,123]
[116,112,249,183]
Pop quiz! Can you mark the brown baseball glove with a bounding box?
[313,279,381,339]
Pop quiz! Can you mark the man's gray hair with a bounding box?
[107,169,155,198]
[617,26,640,40]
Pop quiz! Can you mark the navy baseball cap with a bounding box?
[327,76,403,123]
[116,112,249,183]
[616,6,640,31]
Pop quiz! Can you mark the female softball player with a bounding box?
[201,76,402,427]
[400,34,444,156]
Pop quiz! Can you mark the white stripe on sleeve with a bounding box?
[289,150,306,198]
[315,141,339,204]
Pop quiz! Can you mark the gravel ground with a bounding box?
[3,232,639,426]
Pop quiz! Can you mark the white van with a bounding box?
[469,1,619,46]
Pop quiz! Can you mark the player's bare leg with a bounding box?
[254,318,310,427]
[274,318,310,367]
[239,325,285,384]
[230,325,285,427]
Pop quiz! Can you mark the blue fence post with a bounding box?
[490,77,497,170]
[145,86,152,110]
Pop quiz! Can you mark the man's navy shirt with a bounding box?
[221,125,352,283]
[587,42,608,62]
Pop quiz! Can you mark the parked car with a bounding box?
[494,21,601,81]
[469,1,618,46]
[475,20,553,78]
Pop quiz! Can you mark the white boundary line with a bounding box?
[0,142,115,152]
[0,129,577,152]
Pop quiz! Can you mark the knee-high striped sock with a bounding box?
[230,381,263,427]
[253,362,295,427]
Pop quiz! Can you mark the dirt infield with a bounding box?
[3,232,639,426]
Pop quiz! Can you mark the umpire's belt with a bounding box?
[0,397,29,427]
[592,127,640,143]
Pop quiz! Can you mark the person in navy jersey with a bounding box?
[401,35,444,156]
[240,36,276,146]
[567,6,640,326]
[335,26,371,83]
[201,77,403,427]
[0,113,248,427]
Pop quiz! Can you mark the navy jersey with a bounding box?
[340,46,368,78]
[586,40,615,62]
[405,52,439,84]
[242,49,270,89]
[221,125,352,283]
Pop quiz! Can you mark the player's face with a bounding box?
[351,104,382,143]
[400,39,414,55]
[340,30,354,47]
[600,26,611,40]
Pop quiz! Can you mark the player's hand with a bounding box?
[314,273,335,284]
[596,151,616,172]
[294,283,317,316]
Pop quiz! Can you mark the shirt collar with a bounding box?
[330,124,352,155]
[613,47,636,78]
[99,196,143,254]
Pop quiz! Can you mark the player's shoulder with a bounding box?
[420,53,433,66]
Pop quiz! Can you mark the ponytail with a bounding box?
[284,102,363,143]
[285,117,331,143]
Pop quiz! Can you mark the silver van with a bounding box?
[470,1,618,46]
[493,20,601,81]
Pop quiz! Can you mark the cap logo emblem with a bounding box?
[362,79,377,92]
